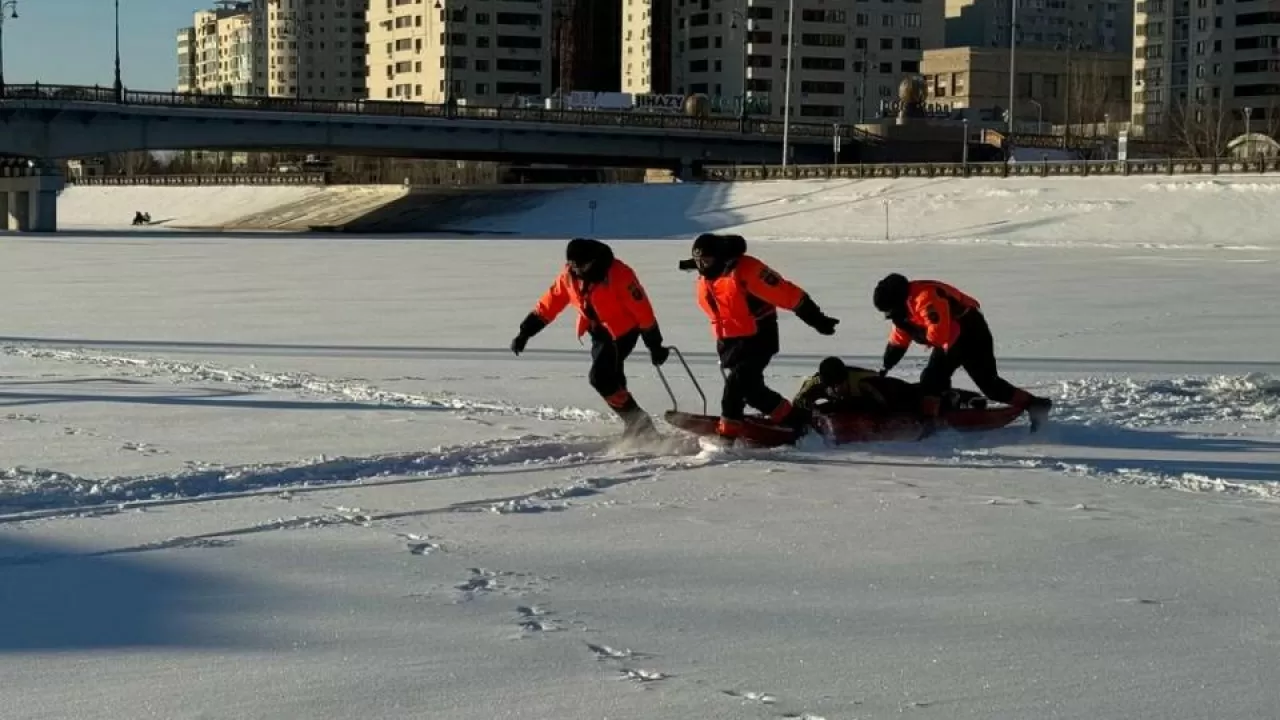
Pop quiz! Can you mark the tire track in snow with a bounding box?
[0,343,604,423]
[0,434,623,520]
[0,443,728,565]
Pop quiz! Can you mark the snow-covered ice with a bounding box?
[2,175,1278,720]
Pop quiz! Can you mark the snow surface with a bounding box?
[5,175,1279,720]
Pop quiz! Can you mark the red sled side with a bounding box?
[663,411,801,448]
[664,404,1025,447]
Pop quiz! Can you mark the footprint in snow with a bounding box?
[121,442,167,455]
[724,690,777,704]
[619,668,668,683]
[587,642,649,660]
[516,605,559,632]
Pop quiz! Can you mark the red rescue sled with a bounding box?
[655,347,1026,448]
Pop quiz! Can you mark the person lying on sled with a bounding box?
[794,356,989,415]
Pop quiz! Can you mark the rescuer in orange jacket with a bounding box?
[686,233,839,439]
[872,273,1052,430]
[510,238,669,440]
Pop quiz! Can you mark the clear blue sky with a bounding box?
[3,0,206,91]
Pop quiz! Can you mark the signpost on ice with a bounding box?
[588,200,598,234]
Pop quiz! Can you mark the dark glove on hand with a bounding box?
[641,325,669,366]
[882,343,907,373]
[511,313,547,356]
[649,345,670,366]
[794,296,839,336]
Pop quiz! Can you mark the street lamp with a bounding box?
[1028,98,1042,132]
[729,6,750,124]
[1007,0,1017,136]
[1244,106,1252,159]
[781,0,795,166]
[0,0,17,100]
[962,117,969,164]
[114,0,123,103]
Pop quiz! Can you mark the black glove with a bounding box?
[882,343,907,374]
[640,325,669,366]
[794,296,839,336]
[511,313,547,356]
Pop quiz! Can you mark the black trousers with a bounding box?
[589,328,640,407]
[918,310,1018,404]
[717,315,785,421]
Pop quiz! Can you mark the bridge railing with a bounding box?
[67,173,329,187]
[703,156,1280,181]
[0,83,875,142]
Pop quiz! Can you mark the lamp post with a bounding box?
[730,6,750,124]
[781,0,795,166]
[1029,99,1042,132]
[962,117,969,164]
[0,0,17,100]
[1007,0,1017,136]
[114,0,123,103]
[1244,106,1252,159]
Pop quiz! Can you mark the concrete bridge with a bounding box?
[0,84,869,171]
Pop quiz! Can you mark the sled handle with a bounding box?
[654,346,707,416]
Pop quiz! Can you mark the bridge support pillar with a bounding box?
[675,158,705,182]
[0,160,63,232]
[8,191,30,231]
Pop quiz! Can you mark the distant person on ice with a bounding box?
[509,238,668,440]
[871,273,1052,430]
[684,232,839,439]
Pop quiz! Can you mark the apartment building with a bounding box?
[624,0,944,121]
[923,46,1131,129]
[555,0,623,93]
[366,0,552,105]
[176,0,366,100]
[178,27,197,92]
[262,0,368,100]
[1132,0,1280,137]
[945,0,1132,55]
[177,1,260,96]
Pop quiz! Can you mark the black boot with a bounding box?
[618,407,661,442]
[1026,396,1053,432]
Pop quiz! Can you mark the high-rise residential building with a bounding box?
[625,0,945,122]
[945,0,1132,55]
[262,0,368,100]
[177,27,197,92]
[622,0,673,94]
[366,0,553,105]
[178,1,260,96]
[1132,0,1280,139]
[176,0,366,100]
[554,0,623,93]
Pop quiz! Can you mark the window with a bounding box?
[880,37,893,50]
[801,80,845,94]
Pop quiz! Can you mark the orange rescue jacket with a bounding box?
[533,259,657,340]
[887,280,980,351]
[696,255,807,340]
